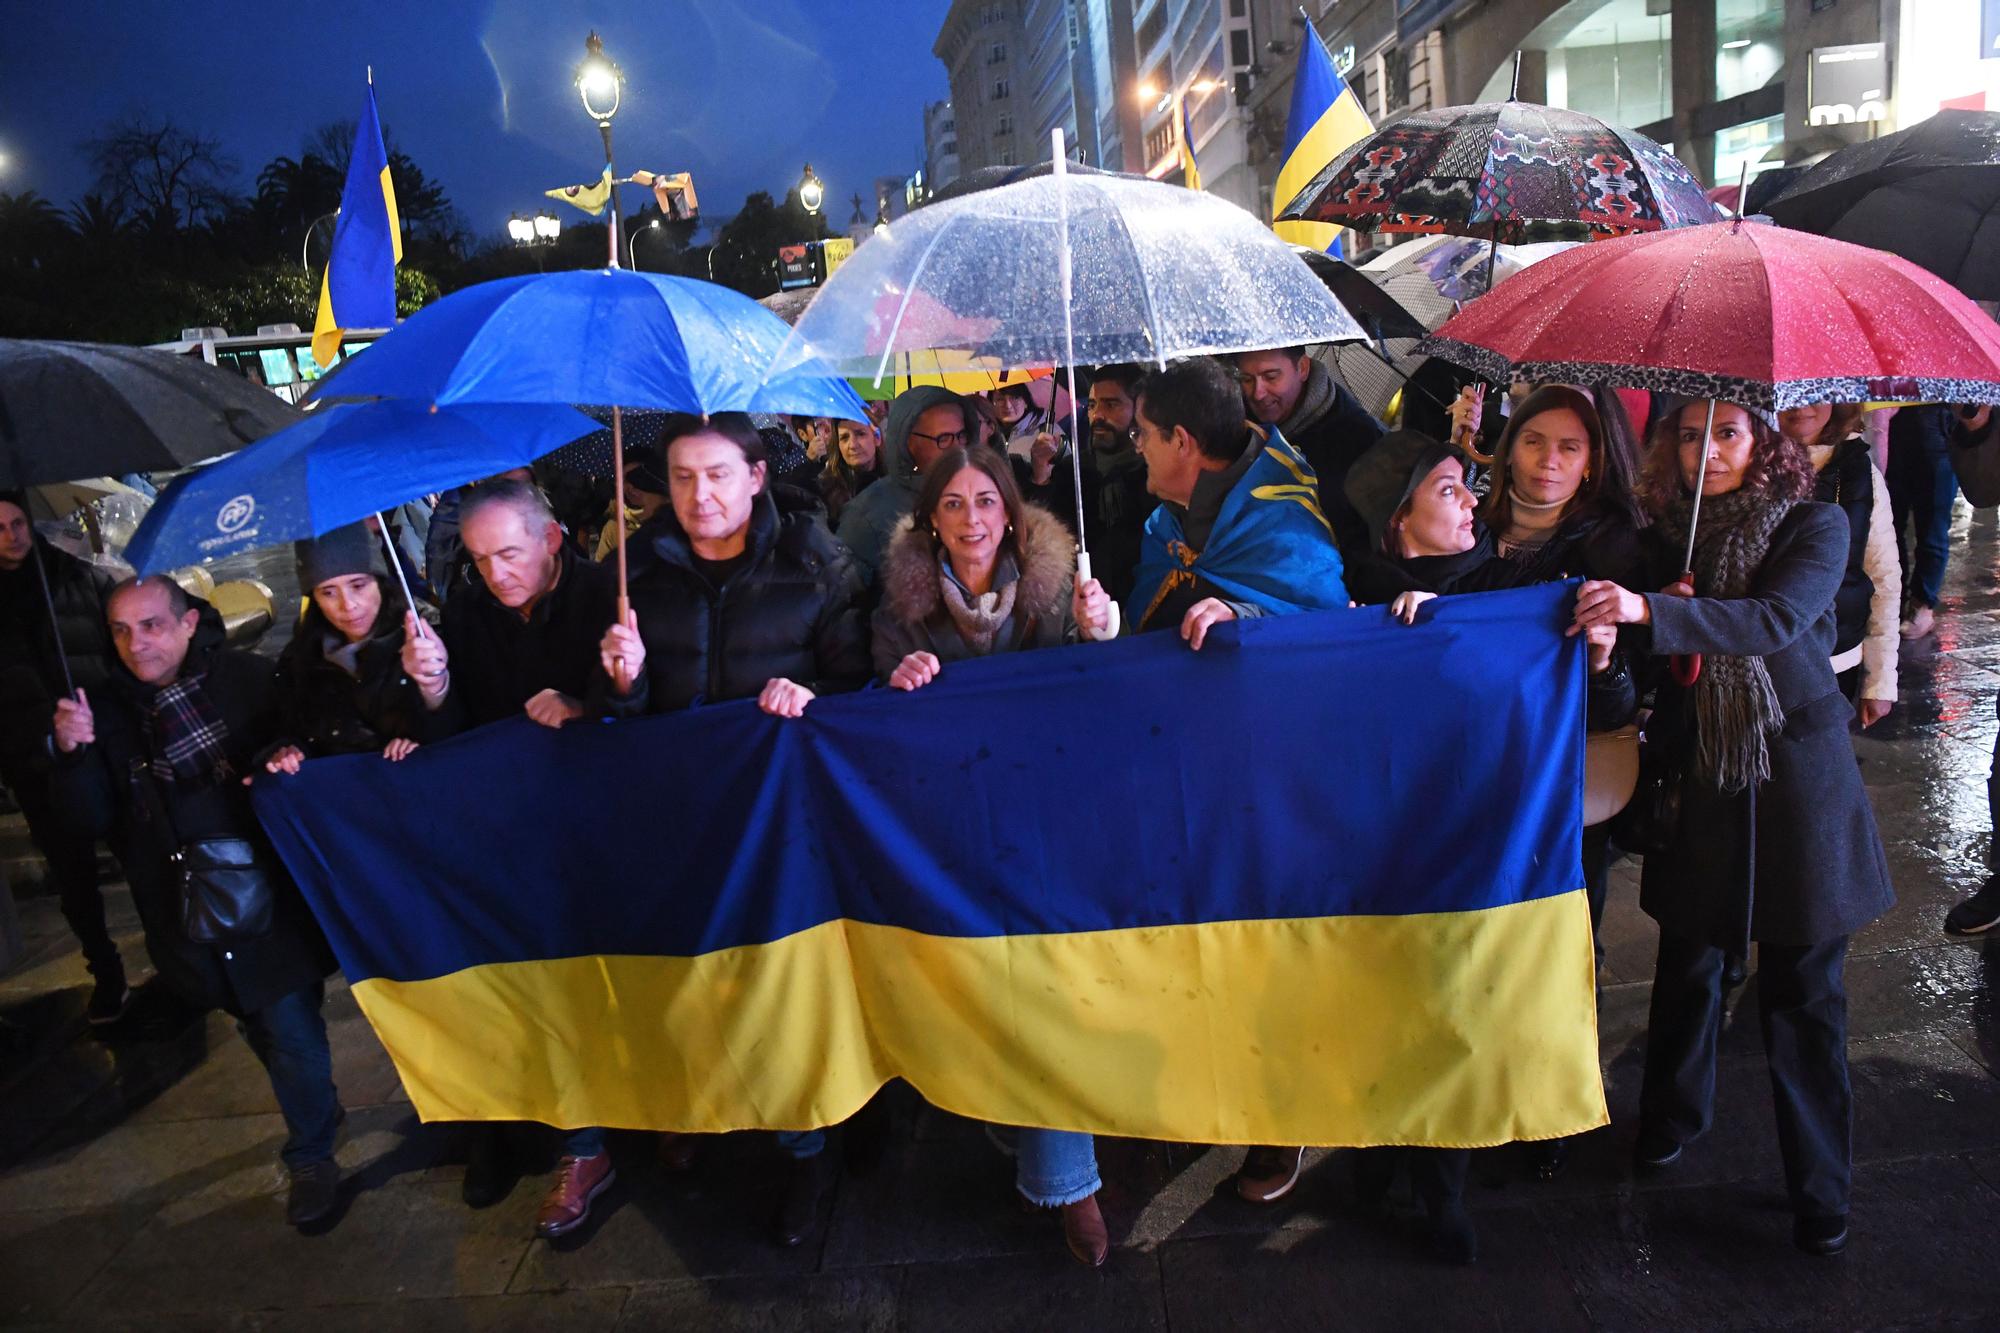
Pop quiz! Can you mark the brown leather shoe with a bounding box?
[1061,1194,1109,1267]
[1234,1145,1305,1203]
[534,1151,614,1238]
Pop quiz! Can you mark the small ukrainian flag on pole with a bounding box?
[1176,95,1203,192]
[312,70,402,369]
[1272,19,1373,254]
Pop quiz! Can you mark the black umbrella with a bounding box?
[1290,246,1429,344]
[1765,110,2000,300]
[0,339,300,487]
[0,338,299,693]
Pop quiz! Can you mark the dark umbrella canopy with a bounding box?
[1765,110,2000,299]
[1290,246,1429,344]
[1279,100,1715,244]
[0,339,300,486]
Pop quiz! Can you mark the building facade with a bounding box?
[936,0,1028,169]
[923,99,962,194]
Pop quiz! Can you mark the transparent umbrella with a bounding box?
[771,131,1365,635]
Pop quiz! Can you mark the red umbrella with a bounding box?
[1421,219,2000,412]
[1422,219,2000,680]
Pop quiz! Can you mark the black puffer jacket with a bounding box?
[604,487,871,714]
[53,607,336,1015]
[435,543,620,731]
[0,540,118,773]
[272,579,431,757]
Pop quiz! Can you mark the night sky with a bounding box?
[0,0,948,242]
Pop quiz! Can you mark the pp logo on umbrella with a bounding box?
[216,495,257,535]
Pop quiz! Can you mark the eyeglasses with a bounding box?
[908,430,969,449]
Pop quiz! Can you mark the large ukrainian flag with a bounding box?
[1273,28,1374,252]
[311,77,401,368]
[255,584,1606,1148]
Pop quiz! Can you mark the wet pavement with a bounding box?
[4,514,2000,1332]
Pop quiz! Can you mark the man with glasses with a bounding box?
[834,386,972,581]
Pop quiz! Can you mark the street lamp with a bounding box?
[628,217,662,269]
[576,31,626,266]
[302,208,341,274]
[533,213,561,242]
[798,164,825,217]
[507,215,535,244]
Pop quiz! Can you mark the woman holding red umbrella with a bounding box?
[1572,398,1894,1258]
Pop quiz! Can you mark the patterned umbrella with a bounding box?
[1277,100,1715,245]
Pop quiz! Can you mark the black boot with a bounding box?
[286,1159,341,1228]
[774,1151,835,1248]
[85,956,129,1026]
[461,1124,514,1209]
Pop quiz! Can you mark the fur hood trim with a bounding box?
[879,503,1075,626]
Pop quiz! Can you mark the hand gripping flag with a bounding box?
[311,77,402,369]
[1272,26,1374,254]
[547,167,615,217]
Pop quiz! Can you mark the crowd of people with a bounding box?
[7,342,2000,1270]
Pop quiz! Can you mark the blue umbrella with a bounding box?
[124,400,599,577]
[306,268,866,419]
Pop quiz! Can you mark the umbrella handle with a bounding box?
[1077,551,1120,641]
[1665,572,1699,686]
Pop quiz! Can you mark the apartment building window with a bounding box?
[1379,44,1410,114]
[1229,0,1246,14]
[993,78,1010,99]
[1230,29,1251,66]
[990,43,1008,65]
[996,114,1013,134]
[1137,6,1167,53]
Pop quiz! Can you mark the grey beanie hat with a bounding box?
[1343,429,1468,553]
[295,523,384,590]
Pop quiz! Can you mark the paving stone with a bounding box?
[238,1289,630,1332]
[0,1108,292,1215]
[615,1272,899,1332]
[0,1205,150,1324]
[1158,1215,1589,1333]
[1851,1031,2000,1163]
[76,1179,531,1317]
[1535,1157,2000,1333]
[901,1249,1168,1332]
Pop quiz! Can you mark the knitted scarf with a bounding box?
[938,550,1020,655]
[1277,360,1337,442]
[142,670,233,786]
[1651,490,1797,793]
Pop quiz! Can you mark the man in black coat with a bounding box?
[396,478,622,1234]
[1235,347,1385,562]
[401,478,620,733]
[0,493,128,1021]
[597,412,869,1248]
[1075,364,1158,604]
[52,577,343,1228]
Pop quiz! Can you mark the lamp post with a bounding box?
[508,212,560,270]
[301,209,341,275]
[577,31,626,268]
[798,163,826,238]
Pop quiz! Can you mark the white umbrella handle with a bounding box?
[1052,128,1116,639]
[1077,549,1121,641]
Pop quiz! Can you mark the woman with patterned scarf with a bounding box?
[1572,399,1894,1259]
[870,446,1107,1267]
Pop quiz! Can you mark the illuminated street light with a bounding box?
[798,164,826,216]
[533,213,561,241]
[507,215,534,244]
[1134,82,1158,105]
[627,217,661,269]
[575,32,627,266]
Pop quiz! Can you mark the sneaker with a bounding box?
[1900,605,1935,639]
[1944,879,2000,935]
[1234,1145,1305,1203]
[85,966,129,1026]
[1061,1193,1109,1268]
[534,1151,614,1238]
[285,1159,341,1228]
[774,1151,835,1248]
[1793,1212,1848,1256]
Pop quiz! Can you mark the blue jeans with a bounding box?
[236,982,341,1170]
[778,1129,824,1159]
[562,1126,607,1158]
[1016,1128,1100,1207]
[1887,413,1958,608]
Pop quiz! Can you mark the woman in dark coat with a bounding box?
[264,524,432,770]
[1573,398,1895,1258]
[871,447,1104,1267]
[819,416,883,528]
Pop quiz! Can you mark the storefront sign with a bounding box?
[1333,44,1357,75]
[1808,43,1890,126]
[777,243,816,290]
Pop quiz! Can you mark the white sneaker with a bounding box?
[1901,605,1935,639]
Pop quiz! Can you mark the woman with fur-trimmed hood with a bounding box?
[871,446,1078,680]
[869,446,1106,1268]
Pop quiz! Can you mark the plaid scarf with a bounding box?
[143,671,233,786]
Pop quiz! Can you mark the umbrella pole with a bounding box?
[372,510,426,641]
[1670,397,1721,687]
[27,542,76,699]
[1054,127,1119,641]
[611,405,632,691]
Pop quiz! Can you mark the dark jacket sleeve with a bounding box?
[50,741,118,840]
[1949,410,2000,509]
[1642,505,1847,659]
[870,603,923,683]
[1585,651,1639,732]
[809,552,873,695]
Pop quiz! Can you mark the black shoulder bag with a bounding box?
[130,759,278,945]
[1615,696,1691,858]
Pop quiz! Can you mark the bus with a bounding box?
[147,322,388,404]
